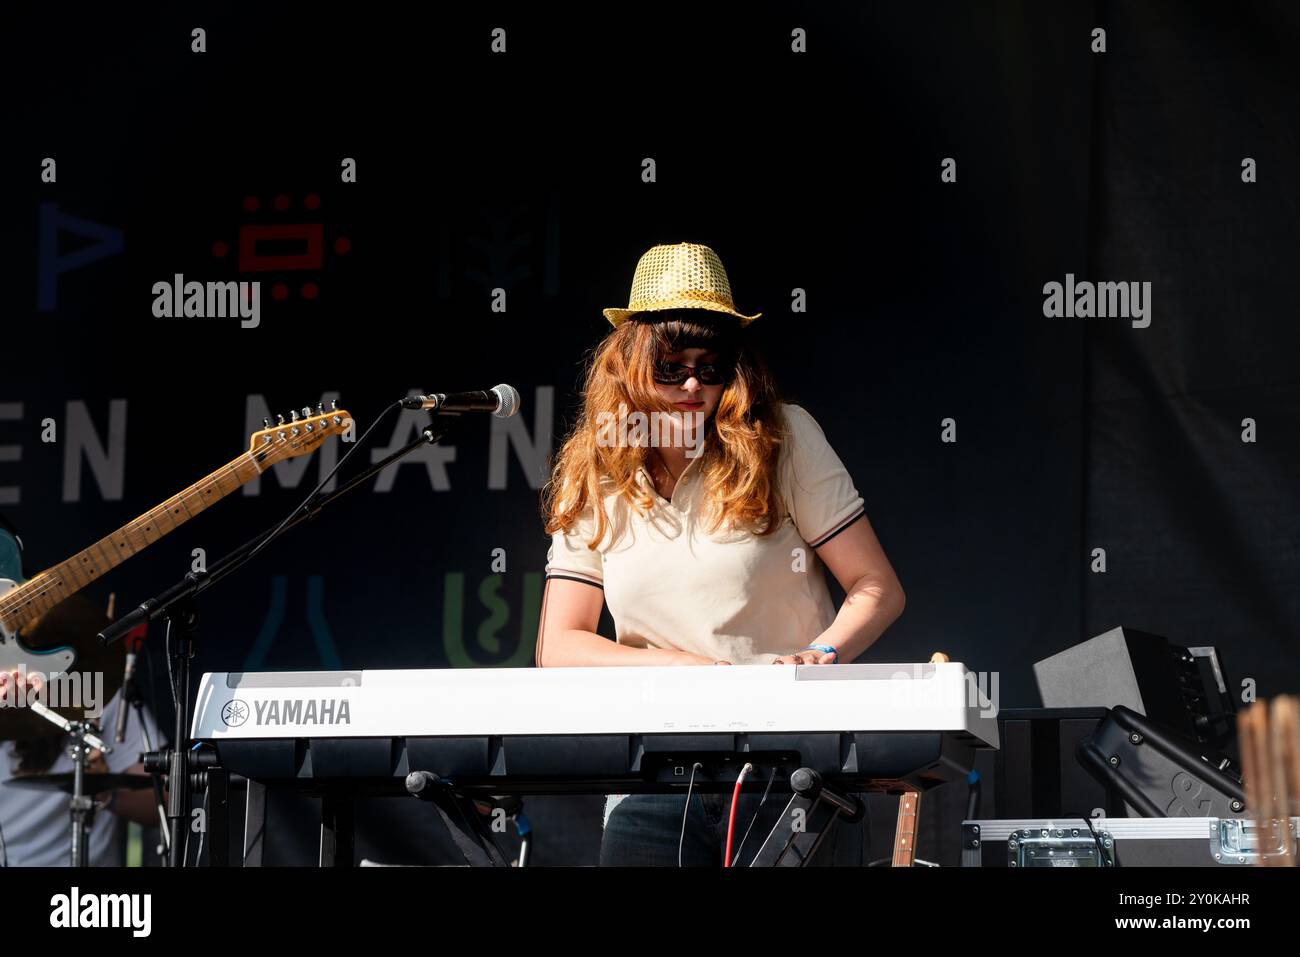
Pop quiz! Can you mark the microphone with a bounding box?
[114,623,147,744]
[400,384,520,417]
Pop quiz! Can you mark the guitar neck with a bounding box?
[0,451,265,633]
[892,790,922,867]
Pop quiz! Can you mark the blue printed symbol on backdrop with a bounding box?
[243,575,341,671]
[37,202,125,311]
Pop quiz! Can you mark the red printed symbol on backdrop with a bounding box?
[211,193,350,302]
[238,222,324,272]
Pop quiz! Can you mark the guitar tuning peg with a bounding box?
[289,410,298,422]
[330,399,338,411]
[263,418,271,429]
[276,414,285,426]
[301,406,311,418]
[316,402,324,415]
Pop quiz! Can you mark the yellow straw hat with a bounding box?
[603,242,762,327]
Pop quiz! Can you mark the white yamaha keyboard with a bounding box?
[191,663,998,795]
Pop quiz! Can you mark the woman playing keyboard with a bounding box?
[537,242,905,866]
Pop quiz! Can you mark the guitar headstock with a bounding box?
[249,400,352,466]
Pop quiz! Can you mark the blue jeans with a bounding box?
[600,792,864,867]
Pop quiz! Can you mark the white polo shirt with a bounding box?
[545,403,865,664]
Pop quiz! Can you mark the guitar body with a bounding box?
[0,577,78,675]
[0,524,21,582]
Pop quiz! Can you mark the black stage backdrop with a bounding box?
[3,2,1297,865]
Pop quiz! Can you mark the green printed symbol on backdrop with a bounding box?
[442,572,542,667]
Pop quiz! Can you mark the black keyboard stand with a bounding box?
[406,771,512,867]
[404,766,863,868]
[750,768,864,867]
[197,768,863,867]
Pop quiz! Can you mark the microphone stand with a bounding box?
[98,415,459,867]
[29,701,111,868]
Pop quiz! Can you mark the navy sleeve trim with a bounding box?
[544,573,605,590]
[809,507,866,549]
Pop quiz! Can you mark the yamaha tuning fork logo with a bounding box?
[221,699,249,727]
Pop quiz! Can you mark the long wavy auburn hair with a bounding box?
[543,310,787,548]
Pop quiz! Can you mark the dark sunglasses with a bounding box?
[652,359,732,385]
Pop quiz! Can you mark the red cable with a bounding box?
[723,763,752,868]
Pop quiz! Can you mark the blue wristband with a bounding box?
[804,643,838,657]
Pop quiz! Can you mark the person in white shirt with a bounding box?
[1,679,165,867]
[537,243,905,865]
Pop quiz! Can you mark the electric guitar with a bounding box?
[0,403,352,675]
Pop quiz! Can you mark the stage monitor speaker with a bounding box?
[1033,626,1235,752]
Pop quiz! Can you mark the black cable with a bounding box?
[1065,809,1115,867]
[235,401,401,574]
[157,402,401,615]
[192,785,211,867]
[163,616,185,865]
[181,781,191,867]
[179,761,214,868]
[0,817,7,867]
[137,644,163,753]
[164,618,179,718]
[140,634,161,744]
[139,644,170,861]
[1079,814,1115,867]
